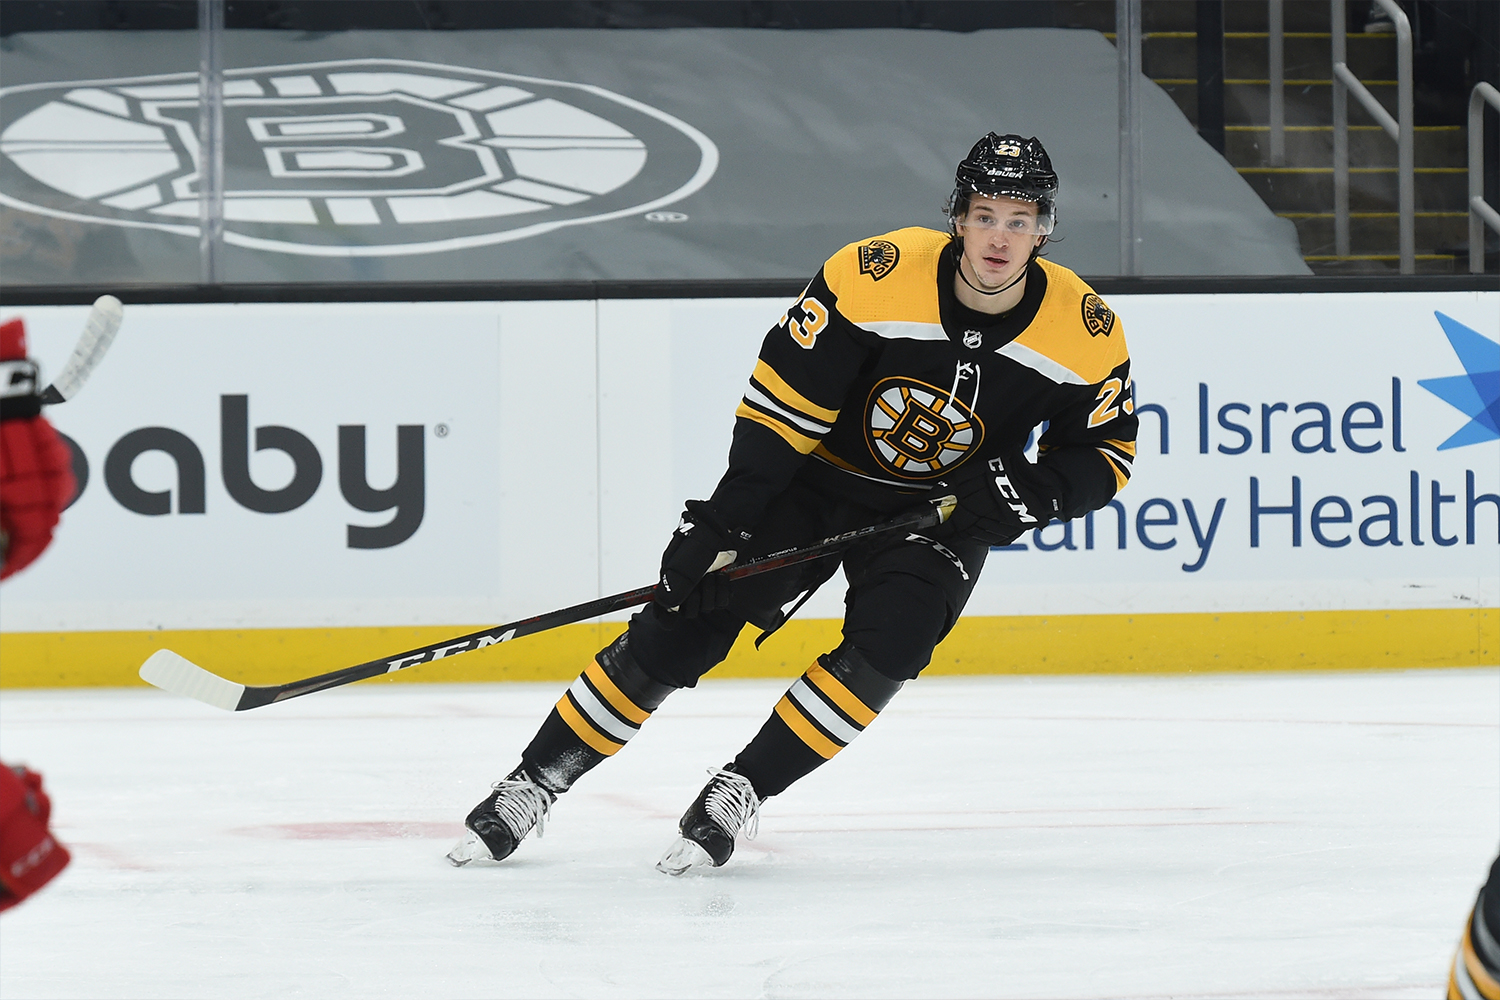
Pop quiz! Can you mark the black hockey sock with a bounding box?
[731,644,903,799]
[520,633,675,794]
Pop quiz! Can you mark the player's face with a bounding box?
[955,195,1043,289]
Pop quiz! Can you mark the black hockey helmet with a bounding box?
[946,133,1058,235]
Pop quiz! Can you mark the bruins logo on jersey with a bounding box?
[865,377,984,479]
[857,240,900,281]
[1081,293,1115,337]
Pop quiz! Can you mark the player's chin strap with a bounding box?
[952,240,1044,297]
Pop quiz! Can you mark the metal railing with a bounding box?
[197,0,224,285]
[1331,0,1413,273]
[1267,0,1284,165]
[1117,0,1143,275]
[1470,82,1500,274]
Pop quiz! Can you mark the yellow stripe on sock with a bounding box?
[804,661,877,726]
[1463,916,1500,999]
[774,695,843,760]
[556,693,626,756]
[582,658,650,724]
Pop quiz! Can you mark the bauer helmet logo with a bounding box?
[857,239,900,281]
[1081,293,1116,337]
[864,377,983,480]
[0,58,716,258]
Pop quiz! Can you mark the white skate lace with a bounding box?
[702,768,760,841]
[490,776,553,840]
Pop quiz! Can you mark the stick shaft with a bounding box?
[168,497,951,711]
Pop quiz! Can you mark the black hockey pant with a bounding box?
[518,479,988,800]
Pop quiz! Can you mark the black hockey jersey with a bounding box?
[710,227,1138,530]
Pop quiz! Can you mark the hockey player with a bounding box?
[0,765,71,912]
[0,315,75,910]
[0,317,74,581]
[449,133,1139,874]
[1450,852,1500,999]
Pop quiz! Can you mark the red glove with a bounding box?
[1,317,75,580]
[0,763,71,912]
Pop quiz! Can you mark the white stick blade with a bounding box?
[139,649,244,711]
[46,294,123,402]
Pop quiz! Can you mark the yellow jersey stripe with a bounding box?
[556,693,626,756]
[806,661,877,726]
[1103,437,1138,457]
[736,400,819,453]
[752,360,840,423]
[774,696,843,759]
[583,658,650,725]
[1100,450,1130,491]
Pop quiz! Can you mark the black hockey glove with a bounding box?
[934,447,1065,547]
[653,499,752,621]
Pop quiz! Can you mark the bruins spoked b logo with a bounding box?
[857,239,900,281]
[0,58,716,257]
[864,377,983,479]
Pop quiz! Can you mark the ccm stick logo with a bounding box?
[383,627,518,673]
[64,394,425,549]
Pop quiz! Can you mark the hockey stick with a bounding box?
[139,495,956,712]
[38,295,123,405]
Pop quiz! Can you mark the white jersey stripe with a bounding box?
[856,320,949,342]
[995,341,1090,385]
[744,385,832,435]
[788,678,863,745]
[568,676,640,744]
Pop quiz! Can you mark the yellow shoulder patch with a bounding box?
[824,228,949,328]
[1007,259,1129,385]
[1080,292,1116,337]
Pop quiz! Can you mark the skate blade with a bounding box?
[655,837,714,876]
[446,828,494,867]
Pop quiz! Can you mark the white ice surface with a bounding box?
[1,669,1496,1000]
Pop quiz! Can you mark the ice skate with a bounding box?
[656,766,761,876]
[447,768,555,866]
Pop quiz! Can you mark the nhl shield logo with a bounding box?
[0,58,717,257]
[1081,293,1116,337]
[857,239,900,281]
[865,376,984,479]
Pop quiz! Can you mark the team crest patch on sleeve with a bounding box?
[857,240,900,281]
[1081,293,1115,337]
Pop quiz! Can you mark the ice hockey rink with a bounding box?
[1,667,1495,999]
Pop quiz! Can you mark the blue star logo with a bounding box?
[1417,312,1500,451]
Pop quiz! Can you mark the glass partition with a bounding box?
[0,0,1494,288]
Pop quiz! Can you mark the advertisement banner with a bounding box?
[1,299,599,632]
[1,289,1494,683]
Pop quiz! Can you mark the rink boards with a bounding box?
[0,291,1495,687]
